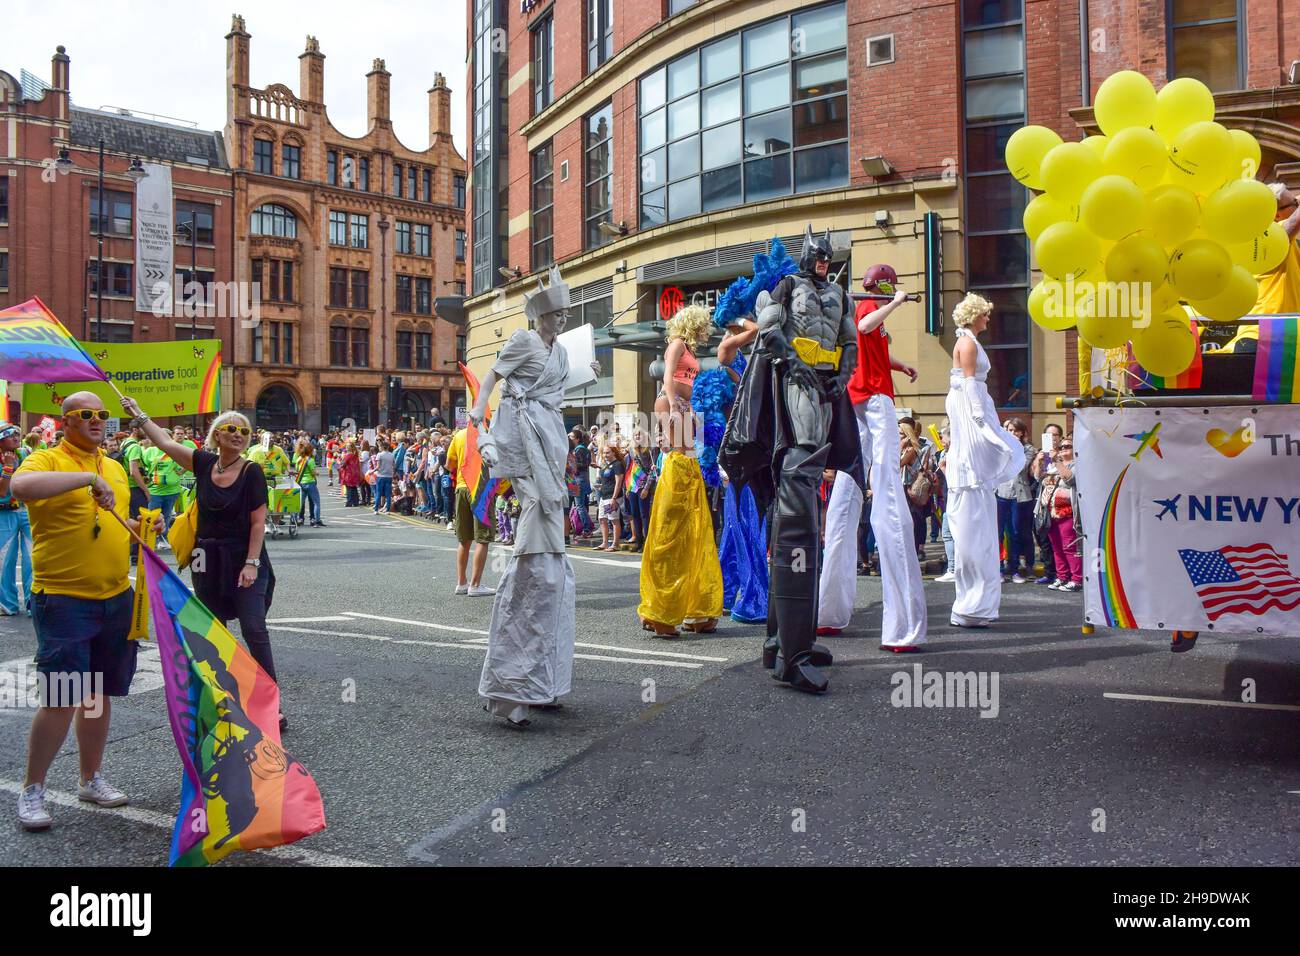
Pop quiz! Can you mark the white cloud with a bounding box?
[2,0,467,157]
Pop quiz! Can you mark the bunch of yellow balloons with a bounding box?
[1006,71,1282,378]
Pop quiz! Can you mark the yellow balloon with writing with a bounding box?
[1093,70,1158,136]
[1081,174,1147,239]
[1202,179,1279,245]
[1188,265,1260,322]
[1153,76,1215,143]
[1035,221,1100,280]
[1105,234,1169,290]
[1103,127,1168,190]
[1004,125,1063,190]
[1169,238,1232,300]
[1167,121,1233,196]
[1132,311,1198,378]
[1023,194,1078,241]
[1040,141,1104,203]
[1229,221,1291,275]
[1028,279,1085,331]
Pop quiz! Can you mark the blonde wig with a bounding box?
[204,410,252,451]
[952,292,994,329]
[666,304,713,348]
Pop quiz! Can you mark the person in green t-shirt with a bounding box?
[143,444,185,535]
[294,437,323,527]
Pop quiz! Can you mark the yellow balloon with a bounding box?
[1076,309,1132,350]
[1189,265,1260,322]
[1005,125,1063,189]
[1144,184,1201,248]
[1228,129,1262,182]
[1229,221,1291,275]
[1081,174,1147,239]
[1103,127,1168,189]
[1133,312,1198,377]
[1094,70,1158,136]
[1202,179,1278,245]
[1169,238,1232,300]
[1028,280,1080,331]
[1168,121,1233,195]
[1035,222,1101,280]
[1023,194,1078,240]
[1040,141,1104,203]
[1153,77,1215,143]
[1083,135,1109,158]
[1105,234,1169,290]
[1150,281,1183,315]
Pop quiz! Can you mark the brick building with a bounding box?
[463,0,1300,431]
[225,16,469,432]
[1,46,235,420]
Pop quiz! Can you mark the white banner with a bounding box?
[1075,406,1300,637]
[135,162,174,313]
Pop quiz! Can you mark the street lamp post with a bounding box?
[378,216,390,424]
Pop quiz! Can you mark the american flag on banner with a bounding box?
[1178,544,1300,621]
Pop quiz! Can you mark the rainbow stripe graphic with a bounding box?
[1132,322,1202,390]
[145,548,326,865]
[198,348,222,412]
[1252,318,1300,403]
[0,297,107,384]
[627,457,645,494]
[1097,465,1137,629]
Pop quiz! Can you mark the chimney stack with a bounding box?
[428,72,451,145]
[299,35,325,103]
[226,15,251,124]
[367,58,391,129]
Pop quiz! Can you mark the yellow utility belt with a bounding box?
[791,337,842,370]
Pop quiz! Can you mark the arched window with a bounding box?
[250,203,297,238]
[255,384,300,430]
[350,321,370,368]
[415,322,434,370]
[329,318,348,366]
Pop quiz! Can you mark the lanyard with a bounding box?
[54,443,106,538]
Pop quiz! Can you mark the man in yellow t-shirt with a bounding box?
[10,391,165,832]
[444,427,494,595]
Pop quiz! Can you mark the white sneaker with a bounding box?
[935,571,956,583]
[156,538,171,552]
[454,584,469,595]
[468,585,496,597]
[1011,573,1027,584]
[17,783,52,831]
[1060,581,1083,592]
[446,522,455,531]
[77,772,128,808]
[1048,580,1065,590]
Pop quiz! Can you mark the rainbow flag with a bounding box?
[0,297,107,384]
[627,457,645,494]
[1252,318,1300,402]
[458,361,509,524]
[144,548,325,866]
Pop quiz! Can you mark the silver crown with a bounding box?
[524,264,571,324]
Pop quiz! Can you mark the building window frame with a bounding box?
[90,188,133,237]
[413,222,432,257]
[415,325,434,369]
[282,142,302,179]
[329,209,348,246]
[396,220,413,255]
[396,274,413,312]
[396,324,414,369]
[351,212,369,249]
[329,266,348,308]
[586,0,613,75]
[534,14,555,114]
[532,141,555,270]
[453,174,466,208]
[329,319,349,366]
[174,200,215,245]
[455,229,466,262]
[250,203,297,238]
[351,269,370,310]
[585,102,614,249]
[1166,0,1245,93]
[350,323,370,368]
[359,156,370,192]
[253,137,275,175]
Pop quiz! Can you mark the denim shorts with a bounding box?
[31,589,138,699]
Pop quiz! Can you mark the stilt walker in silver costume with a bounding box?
[729,226,861,694]
[470,266,600,727]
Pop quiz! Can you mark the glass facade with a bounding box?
[585,104,614,248]
[963,0,1029,411]
[638,2,848,229]
[472,0,508,295]
[532,142,554,270]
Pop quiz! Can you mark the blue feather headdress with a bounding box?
[710,238,798,330]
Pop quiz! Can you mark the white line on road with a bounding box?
[270,624,702,669]
[458,636,726,663]
[1103,692,1300,712]
[266,616,353,624]
[341,611,489,636]
[0,778,374,867]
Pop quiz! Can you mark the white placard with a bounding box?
[135,163,174,313]
[559,324,597,392]
[362,428,378,444]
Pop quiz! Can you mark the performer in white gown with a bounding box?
[818,264,927,651]
[944,293,1026,628]
[470,266,599,727]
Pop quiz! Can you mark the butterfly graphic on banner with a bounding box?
[1178,543,1300,621]
[193,347,205,359]
[94,350,110,361]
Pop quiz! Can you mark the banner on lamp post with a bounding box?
[135,163,174,313]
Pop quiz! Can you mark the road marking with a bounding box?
[0,643,164,699]
[459,636,725,663]
[1103,692,1300,712]
[271,624,702,669]
[341,611,489,636]
[266,616,352,624]
[0,778,374,867]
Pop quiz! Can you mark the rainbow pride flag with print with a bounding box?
[458,361,510,524]
[627,457,645,494]
[1252,318,1300,403]
[0,297,107,384]
[144,548,325,866]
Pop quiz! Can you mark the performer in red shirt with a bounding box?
[818,264,929,651]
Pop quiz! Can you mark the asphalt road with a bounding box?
[1,488,1297,866]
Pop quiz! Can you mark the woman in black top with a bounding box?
[119,399,283,730]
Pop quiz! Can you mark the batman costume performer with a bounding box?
[720,227,863,694]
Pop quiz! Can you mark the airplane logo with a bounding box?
[1125,422,1163,461]
[1153,494,1181,521]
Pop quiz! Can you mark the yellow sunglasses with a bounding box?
[65,409,111,421]
[217,424,253,437]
